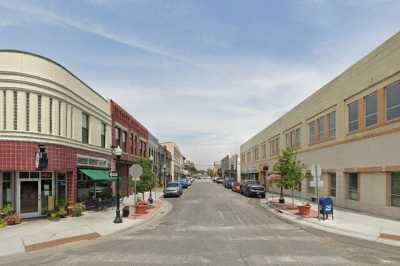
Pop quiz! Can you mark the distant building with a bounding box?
[161,142,184,181]
[220,155,230,180]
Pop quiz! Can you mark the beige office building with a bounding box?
[161,142,184,181]
[240,33,400,219]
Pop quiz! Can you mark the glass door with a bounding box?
[41,172,53,214]
[20,181,39,215]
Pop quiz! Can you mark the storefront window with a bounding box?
[56,173,67,207]
[329,173,336,197]
[348,173,359,201]
[392,173,400,207]
[2,173,12,207]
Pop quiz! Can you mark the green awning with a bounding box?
[79,169,118,183]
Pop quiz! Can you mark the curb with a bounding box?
[260,201,400,247]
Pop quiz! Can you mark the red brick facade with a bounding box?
[110,100,149,196]
[0,141,111,203]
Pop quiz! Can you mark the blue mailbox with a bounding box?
[319,197,334,220]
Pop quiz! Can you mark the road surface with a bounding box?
[1,180,400,265]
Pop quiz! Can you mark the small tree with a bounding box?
[273,148,305,207]
[138,158,156,200]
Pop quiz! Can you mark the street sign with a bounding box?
[110,171,118,177]
[309,163,323,188]
[130,164,143,181]
[310,181,324,187]
[310,164,321,179]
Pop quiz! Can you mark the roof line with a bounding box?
[0,49,108,102]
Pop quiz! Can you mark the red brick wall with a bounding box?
[0,141,111,203]
[110,100,149,163]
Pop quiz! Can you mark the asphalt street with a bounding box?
[1,180,400,265]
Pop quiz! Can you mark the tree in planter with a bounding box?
[273,148,305,207]
[130,180,148,202]
[138,158,156,202]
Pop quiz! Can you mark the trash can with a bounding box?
[122,206,130,217]
[319,197,333,220]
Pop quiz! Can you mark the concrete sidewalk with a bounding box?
[262,192,400,247]
[0,191,167,257]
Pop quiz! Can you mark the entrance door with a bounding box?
[20,181,39,216]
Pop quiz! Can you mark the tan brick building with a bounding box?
[240,33,400,219]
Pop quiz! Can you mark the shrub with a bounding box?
[71,206,82,217]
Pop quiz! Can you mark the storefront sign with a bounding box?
[35,144,48,170]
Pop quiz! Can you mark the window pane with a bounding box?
[309,121,316,144]
[392,173,400,194]
[318,117,324,141]
[387,82,400,121]
[392,196,400,207]
[328,112,335,138]
[365,94,377,127]
[366,114,377,128]
[348,101,359,132]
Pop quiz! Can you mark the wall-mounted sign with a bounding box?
[35,144,48,170]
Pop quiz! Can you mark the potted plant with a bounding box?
[5,213,20,225]
[58,207,67,218]
[0,218,5,229]
[71,205,82,217]
[298,203,311,216]
[47,211,60,221]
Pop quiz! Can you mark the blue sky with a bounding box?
[1,1,399,169]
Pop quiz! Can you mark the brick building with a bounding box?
[0,50,112,218]
[110,100,148,196]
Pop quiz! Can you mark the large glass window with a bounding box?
[348,100,359,132]
[101,123,106,148]
[329,173,336,197]
[56,173,66,207]
[318,117,324,142]
[386,81,400,121]
[295,128,301,148]
[391,173,400,207]
[2,172,12,207]
[328,111,336,139]
[309,121,316,145]
[365,93,377,127]
[122,131,127,152]
[261,143,266,159]
[348,173,359,201]
[115,127,121,147]
[82,113,89,143]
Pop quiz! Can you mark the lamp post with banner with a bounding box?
[112,145,123,224]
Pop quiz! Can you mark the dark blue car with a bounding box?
[179,179,189,189]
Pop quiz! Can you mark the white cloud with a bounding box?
[0,1,202,68]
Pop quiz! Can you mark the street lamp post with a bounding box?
[112,145,123,224]
[149,155,154,202]
[163,163,166,189]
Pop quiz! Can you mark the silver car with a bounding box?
[163,182,183,197]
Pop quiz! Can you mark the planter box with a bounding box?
[297,205,311,216]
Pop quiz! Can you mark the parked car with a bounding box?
[242,182,265,198]
[224,179,232,188]
[179,178,189,189]
[215,177,224,184]
[231,182,241,193]
[163,181,183,197]
[240,180,258,195]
